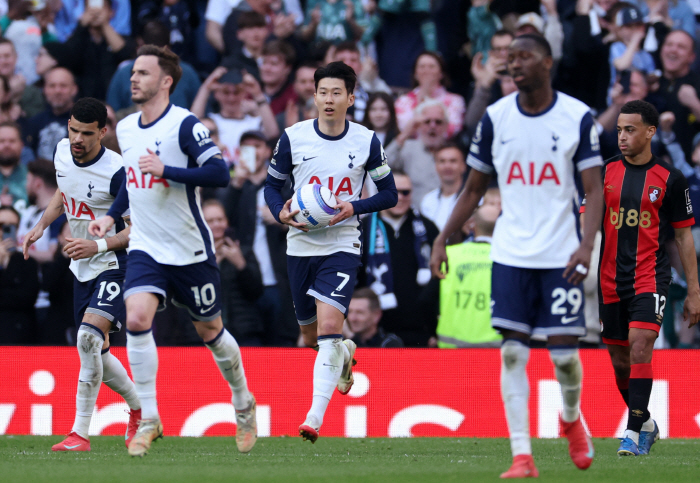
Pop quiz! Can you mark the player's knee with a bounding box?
[549,348,579,371]
[77,329,103,385]
[126,308,152,331]
[501,340,528,370]
[302,332,317,348]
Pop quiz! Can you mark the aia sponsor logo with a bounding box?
[127,167,170,189]
[506,161,560,185]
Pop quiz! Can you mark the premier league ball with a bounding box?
[290,184,339,230]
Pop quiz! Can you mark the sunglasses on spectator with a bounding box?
[397,189,412,196]
[423,118,445,126]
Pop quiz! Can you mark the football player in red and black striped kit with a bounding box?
[593,100,700,456]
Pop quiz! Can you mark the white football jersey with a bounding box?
[468,92,603,268]
[117,104,221,265]
[54,139,127,282]
[267,119,390,256]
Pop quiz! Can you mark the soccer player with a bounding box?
[264,61,397,443]
[591,100,700,456]
[89,45,257,457]
[430,34,604,478]
[22,97,141,452]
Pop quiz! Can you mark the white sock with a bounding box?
[205,329,252,410]
[501,340,531,456]
[127,330,159,420]
[341,340,350,365]
[641,417,655,432]
[101,348,140,410]
[623,429,640,444]
[549,348,583,423]
[306,336,344,429]
[72,325,105,439]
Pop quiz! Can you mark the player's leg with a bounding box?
[490,263,538,478]
[600,300,631,406]
[53,312,112,452]
[606,344,630,406]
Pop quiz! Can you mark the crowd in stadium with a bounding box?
[1,0,700,348]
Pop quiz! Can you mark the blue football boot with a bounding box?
[617,437,639,456]
[638,420,659,455]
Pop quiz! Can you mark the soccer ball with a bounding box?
[290,183,339,230]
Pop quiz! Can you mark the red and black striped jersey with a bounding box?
[589,155,694,304]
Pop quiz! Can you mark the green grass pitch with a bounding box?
[1,436,699,482]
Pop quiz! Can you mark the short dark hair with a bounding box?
[238,11,266,30]
[0,204,20,223]
[139,20,170,47]
[412,51,450,88]
[620,100,660,128]
[70,98,107,129]
[27,158,57,188]
[514,33,552,57]
[493,29,514,40]
[437,141,465,158]
[136,44,182,94]
[0,120,21,138]
[262,40,296,66]
[314,61,356,93]
[335,41,360,55]
[0,38,15,53]
[352,287,381,312]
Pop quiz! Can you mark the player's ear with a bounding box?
[347,91,355,107]
[648,125,656,139]
[99,127,107,139]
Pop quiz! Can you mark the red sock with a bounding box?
[627,363,652,433]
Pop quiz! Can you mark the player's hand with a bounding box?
[430,235,448,279]
[683,290,700,328]
[22,224,45,260]
[279,198,309,232]
[139,148,165,178]
[89,216,115,238]
[563,244,592,285]
[329,198,354,226]
[63,237,99,260]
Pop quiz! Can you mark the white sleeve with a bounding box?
[205,0,238,24]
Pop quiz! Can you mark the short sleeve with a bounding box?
[267,131,292,181]
[366,134,391,182]
[205,0,232,23]
[667,172,695,228]
[466,112,495,174]
[573,112,603,172]
[109,167,125,198]
[178,115,221,166]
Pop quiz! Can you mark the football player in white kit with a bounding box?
[430,35,605,477]
[89,45,257,457]
[22,98,142,452]
[265,62,397,443]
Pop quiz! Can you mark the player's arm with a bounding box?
[90,168,130,238]
[331,135,398,226]
[430,113,494,279]
[564,112,605,284]
[64,224,131,261]
[674,226,700,327]
[22,187,64,259]
[264,132,309,231]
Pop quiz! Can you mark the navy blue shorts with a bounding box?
[491,262,586,337]
[74,268,126,332]
[123,250,222,322]
[287,252,361,325]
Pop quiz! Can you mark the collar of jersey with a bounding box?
[314,118,349,141]
[621,154,657,171]
[515,91,558,118]
[73,145,106,168]
[138,103,173,129]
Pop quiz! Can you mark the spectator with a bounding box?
[203,199,265,346]
[685,132,700,228]
[657,29,700,160]
[436,204,502,348]
[22,66,76,160]
[102,104,119,154]
[191,66,279,161]
[359,171,439,347]
[467,0,502,60]
[279,61,317,130]
[0,204,39,344]
[1,0,58,85]
[420,142,466,230]
[0,76,21,124]
[633,0,696,39]
[53,0,131,42]
[260,40,297,116]
[20,41,71,118]
[61,0,135,100]
[219,0,298,57]
[0,121,27,206]
[362,92,399,148]
[347,288,403,347]
[394,51,465,138]
[221,11,268,80]
[608,5,655,101]
[136,0,197,64]
[106,20,202,113]
[222,130,298,346]
[41,219,73,344]
[516,4,564,63]
[0,38,27,106]
[300,0,365,45]
[465,29,514,138]
[385,99,448,206]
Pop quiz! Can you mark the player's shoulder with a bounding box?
[604,154,623,167]
[485,92,518,118]
[116,111,141,133]
[53,138,70,163]
[285,119,316,139]
[553,91,592,116]
[654,156,687,183]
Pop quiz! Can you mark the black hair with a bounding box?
[514,33,552,57]
[27,158,57,189]
[0,204,20,221]
[237,11,267,30]
[620,100,660,128]
[314,61,356,93]
[70,97,108,129]
[335,41,360,55]
[140,20,170,47]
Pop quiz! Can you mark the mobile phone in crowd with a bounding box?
[240,145,257,172]
[2,224,17,253]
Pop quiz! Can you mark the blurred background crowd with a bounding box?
[1,0,700,349]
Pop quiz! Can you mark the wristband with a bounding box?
[96,238,108,253]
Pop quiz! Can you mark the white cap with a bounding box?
[516,12,545,34]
